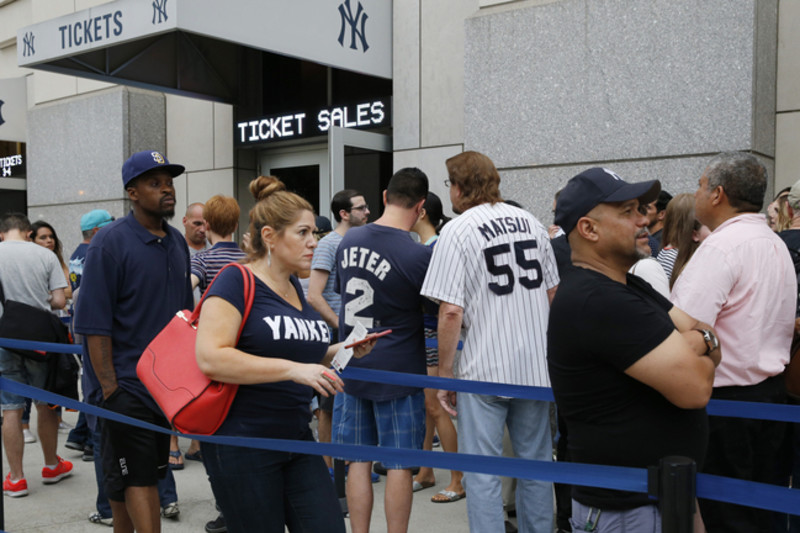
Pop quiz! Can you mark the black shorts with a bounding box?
[100,387,170,501]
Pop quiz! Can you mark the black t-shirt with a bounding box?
[547,267,708,510]
[778,229,800,317]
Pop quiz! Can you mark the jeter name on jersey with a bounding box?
[339,246,392,281]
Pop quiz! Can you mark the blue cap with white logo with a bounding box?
[122,150,185,187]
[554,167,660,236]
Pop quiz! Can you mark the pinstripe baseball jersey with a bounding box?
[421,202,559,387]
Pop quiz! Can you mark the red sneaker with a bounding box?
[42,456,73,484]
[3,474,28,497]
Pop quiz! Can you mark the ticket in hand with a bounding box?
[331,322,368,373]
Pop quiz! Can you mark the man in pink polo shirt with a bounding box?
[671,151,796,533]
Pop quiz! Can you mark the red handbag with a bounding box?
[137,263,255,435]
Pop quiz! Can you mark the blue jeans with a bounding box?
[571,499,661,532]
[68,411,91,447]
[201,437,345,533]
[457,393,554,533]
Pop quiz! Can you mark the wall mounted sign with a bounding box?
[235,98,390,146]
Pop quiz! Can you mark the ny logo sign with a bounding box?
[152,0,168,24]
[0,100,5,127]
[22,32,35,57]
[338,0,368,52]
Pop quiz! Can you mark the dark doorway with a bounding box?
[272,164,320,215]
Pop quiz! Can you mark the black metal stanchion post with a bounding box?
[648,455,696,533]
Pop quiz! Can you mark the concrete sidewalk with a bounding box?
[1,409,474,532]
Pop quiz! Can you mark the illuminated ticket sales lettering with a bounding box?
[317,101,385,132]
[0,154,23,177]
[237,113,307,143]
[235,99,389,146]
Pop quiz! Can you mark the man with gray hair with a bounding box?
[671,152,796,532]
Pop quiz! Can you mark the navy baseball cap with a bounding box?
[554,167,661,236]
[122,150,185,187]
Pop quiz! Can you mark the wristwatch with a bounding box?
[694,328,719,355]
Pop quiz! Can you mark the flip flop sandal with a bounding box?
[412,480,435,492]
[185,450,203,462]
[431,489,465,503]
[168,450,184,470]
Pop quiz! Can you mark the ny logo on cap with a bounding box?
[601,168,622,181]
[151,152,166,164]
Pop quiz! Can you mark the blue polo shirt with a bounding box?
[74,212,193,412]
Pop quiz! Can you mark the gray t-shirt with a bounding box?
[0,240,67,318]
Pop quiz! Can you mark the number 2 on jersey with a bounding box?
[344,277,374,327]
[483,239,543,295]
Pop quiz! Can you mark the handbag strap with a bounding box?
[189,263,256,342]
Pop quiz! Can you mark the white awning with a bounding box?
[16,0,391,102]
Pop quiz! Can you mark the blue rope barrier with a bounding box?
[0,378,645,492]
[3,377,800,516]
[2,337,800,423]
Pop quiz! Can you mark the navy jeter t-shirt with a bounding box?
[206,265,330,439]
[335,224,432,401]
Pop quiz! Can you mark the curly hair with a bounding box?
[446,151,502,209]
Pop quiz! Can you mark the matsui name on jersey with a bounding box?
[478,216,533,242]
[262,316,330,343]
[340,247,392,280]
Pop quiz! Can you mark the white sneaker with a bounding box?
[58,421,73,433]
[162,502,180,519]
[88,511,113,527]
[23,429,36,444]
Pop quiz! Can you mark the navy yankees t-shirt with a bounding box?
[206,265,330,439]
[336,224,431,401]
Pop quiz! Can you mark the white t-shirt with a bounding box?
[421,202,559,387]
[629,257,670,298]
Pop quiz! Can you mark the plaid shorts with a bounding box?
[332,391,425,470]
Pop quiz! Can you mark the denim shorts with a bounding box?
[0,347,50,410]
[333,390,425,470]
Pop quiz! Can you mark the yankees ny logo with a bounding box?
[22,32,35,57]
[152,0,168,24]
[0,100,5,128]
[338,0,369,52]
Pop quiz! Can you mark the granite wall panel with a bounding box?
[464,0,774,169]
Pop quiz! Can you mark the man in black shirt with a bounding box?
[547,167,721,532]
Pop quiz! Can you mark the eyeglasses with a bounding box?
[444,179,451,188]
[350,204,369,212]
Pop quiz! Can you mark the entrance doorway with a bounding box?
[238,129,392,239]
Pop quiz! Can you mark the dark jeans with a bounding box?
[68,411,91,446]
[201,436,345,533]
[699,375,787,533]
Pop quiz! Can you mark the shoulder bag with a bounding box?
[137,263,255,435]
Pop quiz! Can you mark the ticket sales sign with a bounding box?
[236,98,391,146]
